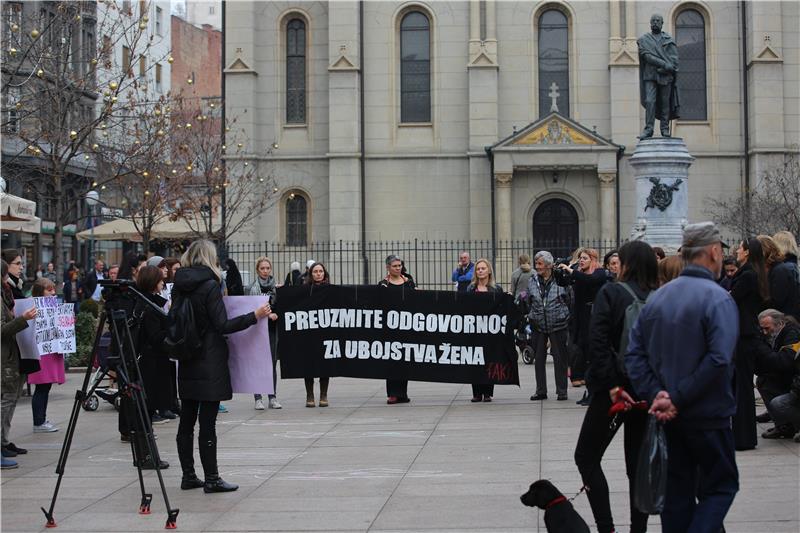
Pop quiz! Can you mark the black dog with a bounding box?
[520,479,590,533]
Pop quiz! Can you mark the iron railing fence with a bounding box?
[223,239,627,290]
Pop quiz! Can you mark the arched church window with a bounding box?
[286,18,306,124]
[675,9,707,120]
[400,11,431,123]
[538,9,569,117]
[286,193,307,246]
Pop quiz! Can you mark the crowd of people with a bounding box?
[1,225,798,530]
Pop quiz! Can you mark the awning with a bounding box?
[76,216,199,242]
[1,192,41,234]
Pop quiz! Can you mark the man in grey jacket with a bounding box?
[527,251,572,401]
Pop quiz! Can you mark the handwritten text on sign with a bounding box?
[33,297,76,354]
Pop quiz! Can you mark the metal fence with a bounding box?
[223,239,622,290]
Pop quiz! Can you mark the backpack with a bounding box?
[164,290,203,361]
[617,282,651,377]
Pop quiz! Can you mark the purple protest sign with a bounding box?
[223,296,274,395]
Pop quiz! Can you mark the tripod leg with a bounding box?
[42,312,109,528]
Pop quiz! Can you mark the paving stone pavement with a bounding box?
[1,362,798,532]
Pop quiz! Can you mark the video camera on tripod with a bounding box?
[41,279,179,530]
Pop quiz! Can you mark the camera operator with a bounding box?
[754,309,800,440]
[556,248,609,396]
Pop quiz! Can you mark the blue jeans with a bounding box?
[769,391,800,428]
[32,383,52,426]
[661,423,739,533]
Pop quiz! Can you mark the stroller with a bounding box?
[514,292,535,365]
[81,332,121,411]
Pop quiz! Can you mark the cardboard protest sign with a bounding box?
[222,295,274,395]
[15,297,76,357]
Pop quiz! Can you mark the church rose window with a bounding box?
[400,11,431,123]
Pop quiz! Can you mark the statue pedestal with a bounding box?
[629,137,694,252]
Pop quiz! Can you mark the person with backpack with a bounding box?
[573,241,659,533]
[170,240,271,493]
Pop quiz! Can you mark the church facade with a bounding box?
[223,1,799,249]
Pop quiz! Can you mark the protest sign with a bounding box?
[15,297,76,358]
[277,285,520,385]
[223,295,274,395]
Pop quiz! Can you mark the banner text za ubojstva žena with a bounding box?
[276,285,520,385]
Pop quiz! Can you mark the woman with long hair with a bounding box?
[248,256,281,410]
[27,279,66,433]
[1,259,38,468]
[557,248,609,400]
[657,255,684,286]
[380,255,415,404]
[303,262,332,407]
[573,241,658,533]
[758,234,800,319]
[730,237,769,450]
[467,258,504,402]
[223,258,244,296]
[172,240,271,492]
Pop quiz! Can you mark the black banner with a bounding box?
[276,285,520,385]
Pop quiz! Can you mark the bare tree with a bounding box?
[706,153,800,238]
[167,95,278,241]
[1,1,169,281]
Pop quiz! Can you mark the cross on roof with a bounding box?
[549,82,560,113]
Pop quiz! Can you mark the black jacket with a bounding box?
[172,265,257,401]
[730,263,767,339]
[7,274,24,299]
[586,281,652,396]
[754,321,800,379]
[84,270,105,300]
[134,293,174,410]
[559,268,609,346]
[768,260,800,320]
[285,270,303,286]
[63,279,83,304]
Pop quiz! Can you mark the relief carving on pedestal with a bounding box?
[644,177,683,212]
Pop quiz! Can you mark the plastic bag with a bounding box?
[634,414,668,514]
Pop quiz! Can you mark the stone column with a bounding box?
[494,172,513,243]
[629,138,694,251]
[597,172,617,241]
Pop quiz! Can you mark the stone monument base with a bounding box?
[629,137,694,252]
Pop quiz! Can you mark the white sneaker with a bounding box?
[268,398,282,409]
[33,421,59,433]
[254,399,265,410]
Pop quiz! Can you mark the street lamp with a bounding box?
[85,189,100,265]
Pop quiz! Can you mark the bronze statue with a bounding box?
[638,14,680,138]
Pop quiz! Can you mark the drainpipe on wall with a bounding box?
[616,145,625,246]
[220,0,227,247]
[359,0,368,283]
[485,146,496,266]
[740,0,751,236]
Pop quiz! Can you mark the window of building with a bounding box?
[122,45,131,76]
[400,11,431,123]
[675,9,707,120]
[139,55,146,77]
[155,62,162,92]
[209,6,215,15]
[102,35,112,68]
[4,88,20,134]
[155,6,162,36]
[537,9,570,117]
[139,1,146,20]
[123,0,132,15]
[286,194,308,246]
[286,18,306,124]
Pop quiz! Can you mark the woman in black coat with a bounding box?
[172,240,270,493]
[223,258,244,296]
[134,266,175,423]
[466,258,505,402]
[379,255,416,404]
[730,237,769,450]
[574,241,658,533]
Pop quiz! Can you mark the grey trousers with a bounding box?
[1,374,26,447]
[769,392,800,428]
[533,328,569,398]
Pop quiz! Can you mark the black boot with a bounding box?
[199,437,238,493]
[177,433,203,490]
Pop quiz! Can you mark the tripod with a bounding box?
[42,285,179,530]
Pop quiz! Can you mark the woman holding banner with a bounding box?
[466,259,504,402]
[248,256,281,410]
[379,255,415,405]
[304,262,332,407]
[172,240,271,493]
[27,279,66,433]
